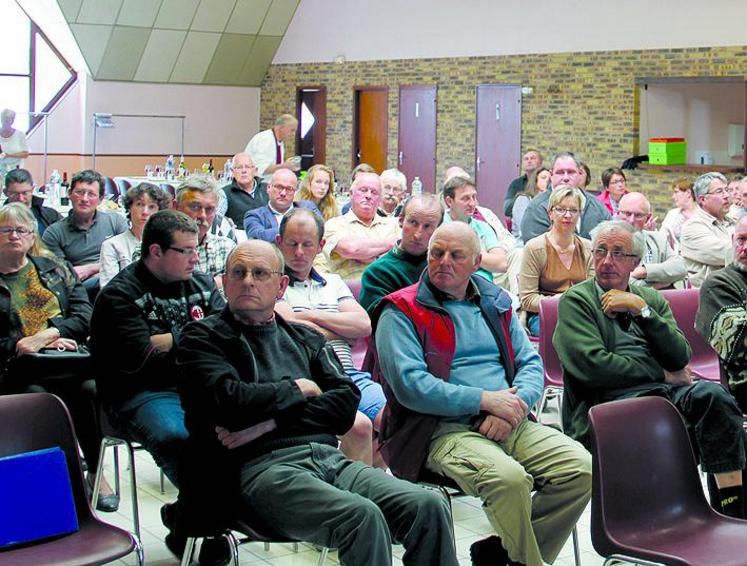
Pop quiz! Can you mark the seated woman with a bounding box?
[0,203,118,511]
[511,166,549,240]
[596,167,629,215]
[295,164,339,221]
[660,178,697,251]
[99,182,171,287]
[519,186,594,336]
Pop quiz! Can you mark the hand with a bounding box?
[283,158,300,172]
[477,415,514,442]
[216,419,277,449]
[149,333,174,353]
[294,378,322,398]
[16,328,60,355]
[644,215,658,231]
[47,338,78,351]
[73,264,98,281]
[601,289,647,316]
[664,366,693,386]
[479,386,528,427]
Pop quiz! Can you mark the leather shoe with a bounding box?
[198,537,232,566]
[470,535,508,566]
[86,474,120,513]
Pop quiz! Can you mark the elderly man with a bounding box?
[175,175,236,288]
[220,152,268,226]
[616,192,687,288]
[554,219,746,518]
[322,172,399,280]
[374,222,591,566]
[175,239,458,566]
[728,177,747,222]
[504,149,543,218]
[359,193,443,317]
[244,114,300,181]
[520,152,610,243]
[43,169,129,295]
[243,168,319,242]
[697,215,747,412]
[3,168,60,235]
[379,168,407,216]
[680,172,735,287]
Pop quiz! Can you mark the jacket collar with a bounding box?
[414,270,511,314]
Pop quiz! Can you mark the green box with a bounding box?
[648,140,687,165]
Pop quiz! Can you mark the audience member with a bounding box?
[596,167,629,215]
[511,166,549,240]
[244,114,299,181]
[3,168,60,235]
[504,149,543,218]
[294,164,339,220]
[220,153,268,227]
[274,208,385,466]
[322,172,399,280]
[616,192,686,289]
[727,176,742,217]
[680,171,734,287]
[519,186,594,336]
[244,168,319,242]
[42,169,128,296]
[379,168,407,216]
[0,108,29,171]
[554,219,746,518]
[99,182,171,287]
[359,193,444,317]
[728,177,747,222]
[373,222,591,566]
[577,161,591,190]
[520,152,610,242]
[660,178,698,248]
[696,214,747,412]
[340,163,378,215]
[175,239,458,566]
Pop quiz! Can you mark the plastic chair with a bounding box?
[0,393,143,566]
[660,288,720,381]
[101,177,119,203]
[536,295,563,422]
[113,177,131,198]
[589,396,747,566]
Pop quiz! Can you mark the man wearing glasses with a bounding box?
[554,219,747,519]
[220,152,268,226]
[90,210,225,557]
[3,168,60,235]
[680,171,735,287]
[42,169,128,296]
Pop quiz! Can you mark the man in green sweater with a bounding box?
[554,219,747,518]
[359,193,443,317]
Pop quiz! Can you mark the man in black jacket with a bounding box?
[175,239,458,566]
[3,168,60,235]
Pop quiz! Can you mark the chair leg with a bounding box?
[571,526,581,566]
[224,531,240,566]
[124,440,140,540]
[180,537,197,566]
[264,542,270,551]
[132,534,145,566]
[113,444,121,496]
[317,546,329,566]
[160,468,165,494]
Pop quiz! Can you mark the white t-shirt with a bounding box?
[0,128,28,170]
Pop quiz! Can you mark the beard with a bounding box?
[733,259,747,273]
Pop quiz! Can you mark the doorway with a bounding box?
[296,86,327,171]
[353,87,388,173]
[398,85,437,193]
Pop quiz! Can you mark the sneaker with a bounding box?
[470,535,509,566]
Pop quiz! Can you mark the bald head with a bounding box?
[617,192,652,231]
[427,222,482,299]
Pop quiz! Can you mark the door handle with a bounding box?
[399,151,404,166]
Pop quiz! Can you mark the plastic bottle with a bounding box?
[411,176,422,196]
[178,156,186,179]
[165,155,175,180]
[47,169,61,207]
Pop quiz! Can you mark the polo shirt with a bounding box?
[42,209,129,266]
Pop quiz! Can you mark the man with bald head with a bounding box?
[176,239,458,566]
[220,152,268,226]
[617,192,686,288]
[373,222,591,566]
[322,171,399,279]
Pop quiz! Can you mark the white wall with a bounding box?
[274,0,747,64]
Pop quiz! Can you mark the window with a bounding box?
[0,0,76,132]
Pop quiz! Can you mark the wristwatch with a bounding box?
[636,305,652,320]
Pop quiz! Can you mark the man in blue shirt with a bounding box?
[374,222,591,566]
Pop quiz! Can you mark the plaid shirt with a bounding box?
[197,233,236,277]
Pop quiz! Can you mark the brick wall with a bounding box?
[261,45,747,215]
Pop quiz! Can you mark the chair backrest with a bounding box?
[588,396,710,558]
[102,176,120,201]
[538,295,563,387]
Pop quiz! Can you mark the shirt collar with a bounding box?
[284,266,327,286]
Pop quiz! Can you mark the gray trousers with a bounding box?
[240,442,458,566]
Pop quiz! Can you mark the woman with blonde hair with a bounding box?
[295,164,339,220]
[660,178,698,249]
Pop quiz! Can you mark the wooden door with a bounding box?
[353,87,388,173]
[398,85,437,192]
[296,86,326,171]
[475,84,522,218]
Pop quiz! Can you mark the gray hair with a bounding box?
[402,193,445,224]
[549,151,580,172]
[1,108,15,122]
[590,220,646,258]
[176,175,221,205]
[693,172,727,199]
[548,185,584,210]
[380,168,407,191]
[274,114,297,127]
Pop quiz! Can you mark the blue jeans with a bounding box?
[113,391,188,487]
[346,369,386,422]
[527,313,540,337]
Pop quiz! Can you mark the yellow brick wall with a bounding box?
[261,45,747,215]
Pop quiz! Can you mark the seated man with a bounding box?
[220,152,268,226]
[374,222,591,566]
[680,171,735,287]
[359,193,444,317]
[696,215,747,412]
[243,168,319,241]
[174,175,236,289]
[554,219,746,518]
[379,168,407,216]
[274,208,386,466]
[616,192,686,289]
[3,168,60,235]
[90,210,224,489]
[175,239,458,566]
[42,169,129,296]
[322,172,399,279]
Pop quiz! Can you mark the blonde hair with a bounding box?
[296,164,339,221]
[0,202,51,257]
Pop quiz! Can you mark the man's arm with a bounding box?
[680,221,732,267]
[632,238,687,287]
[243,210,278,242]
[327,236,397,262]
[480,246,508,274]
[41,224,65,258]
[504,306,544,410]
[73,263,100,281]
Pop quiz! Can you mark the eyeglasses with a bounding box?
[552,207,580,216]
[592,247,639,260]
[271,185,296,195]
[618,210,648,220]
[234,164,256,170]
[707,188,727,196]
[0,226,32,236]
[228,266,282,282]
[71,189,99,199]
[187,202,216,215]
[168,246,198,256]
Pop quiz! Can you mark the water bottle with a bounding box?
[165,155,175,180]
[47,169,62,207]
[178,157,186,179]
[411,176,422,196]
[223,159,233,182]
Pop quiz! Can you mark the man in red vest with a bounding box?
[373,222,591,566]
